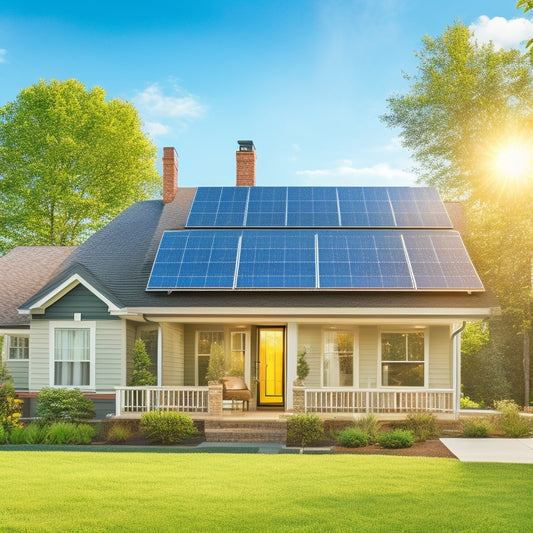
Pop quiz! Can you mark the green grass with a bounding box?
[0,452,531,532]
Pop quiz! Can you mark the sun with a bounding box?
[494,144,530,181]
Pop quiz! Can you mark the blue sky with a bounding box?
[1,1,531,188]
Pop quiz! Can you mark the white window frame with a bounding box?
[229,329,251,387]
[49,321,96,390]
[6,334,30,360]
[378,328,427,388]
[195,330,224,386]
[321,328,358,387]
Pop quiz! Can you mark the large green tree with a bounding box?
[382,22,533,406]
[0,79,159,254]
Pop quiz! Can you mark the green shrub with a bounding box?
[23,423,50,444]
[460,396,484,409]
[37,388,95,423]
[107,424,131,443]
[44,422,96,445]
[336,427,371,448]
[296,347,310,382]
[286,414,324,447]
[130,339,157,386]
[8,425,26,444]
[462,418,492,438]
[0,367,23,431]
[378,429,414,449]
[352,414,379,443]
[0,424,9,444]
[205,343,226,382]
[140,411,198,444]
[76,424,97,444]
[404,413,440,442]
[494,400,531,438]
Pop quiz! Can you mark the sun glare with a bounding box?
[495,144,530,180]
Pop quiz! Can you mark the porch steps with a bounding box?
[204,419,287,444]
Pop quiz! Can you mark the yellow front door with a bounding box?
[258,327,284,405]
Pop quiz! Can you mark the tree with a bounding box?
[205,343,226,383]
[517,1,533,58]
[382,22,533,406]
[130,339,157,386]
[0,79,159,255]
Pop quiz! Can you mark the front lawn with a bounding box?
[0,452,531,532]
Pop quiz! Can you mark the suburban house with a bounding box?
[0,141,499,420]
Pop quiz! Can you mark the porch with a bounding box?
[114,385,456,417]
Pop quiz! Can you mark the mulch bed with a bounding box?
[333,439,457,458]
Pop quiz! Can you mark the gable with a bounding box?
[32,284,118,320]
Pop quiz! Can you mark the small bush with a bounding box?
[44,422,96,445]
[107,424,131,443]
[404,413,439,442]
[352,414,379,443]
[8,425,27,444]
[0,380,23,431]
[76,424,97,444]
[460,396,484,409]
[23,423,49,444]
[130,339,157,386]
[140,412,198,444]
[37,388,95,423]
[336,427,371,448]
[494,400,531,438]
[287,414,325,447]
[462,418,492,438]
[378,429,414,449]
[0,424,9,444]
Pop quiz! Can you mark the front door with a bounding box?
[258,327,284,406]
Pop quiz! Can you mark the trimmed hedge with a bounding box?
[140,411,198,444]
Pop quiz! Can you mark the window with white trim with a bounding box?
[196,331,224,386]
[323,330,354,387]
[8,335,29,360]
[54,328,91,387]
[381,332,425,387]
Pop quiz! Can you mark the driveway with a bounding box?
[441,438,533,464]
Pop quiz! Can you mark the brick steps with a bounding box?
[204,419,287,444]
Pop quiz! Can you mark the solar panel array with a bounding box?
[147,229,484,291]
[185,186,452,228]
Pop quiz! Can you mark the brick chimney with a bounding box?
[236,140,256,186]
[162,147,178,203]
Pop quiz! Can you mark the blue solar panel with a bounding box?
[237,230,316,288]
[246,187,287,227]
[147,229,481,291]
[186,187,247,227]
[286,187,339,227]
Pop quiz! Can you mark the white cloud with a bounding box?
[383,137,402,151]
[142,121,170,137]
[133,83,206,118]
[0,49,6,63]
[469,15,533,50]
[297,161,416,186]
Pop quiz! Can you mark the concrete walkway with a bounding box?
[441,438,533,464]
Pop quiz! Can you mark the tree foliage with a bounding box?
[517,1,533,58]
[0,79,159,254]
[382,22,533,405]
[130,339,157,386]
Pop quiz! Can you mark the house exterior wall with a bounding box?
[359,326,378,388]
[125,321,137,385]
[297,325,322,388]
[428,325,452,388]
[5,359,29,391]
[161,322,184,386]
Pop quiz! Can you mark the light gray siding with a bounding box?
[184,325,196,386]
[359,326,378,388]
[6,360,29,391]
[162,323,184,386]
[428,325,452,388]
[297,325,322,388]
[95,320,123,392]
[29,320,50,390]
[125,321,137,385]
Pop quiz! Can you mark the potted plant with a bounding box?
[294,346,310,386]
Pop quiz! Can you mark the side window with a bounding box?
[323,331,354,387]
[8,336,29,360]
[197,331,224,386]
[381,332,425,387]
[54,328,91,387]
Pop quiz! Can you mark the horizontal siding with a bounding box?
[34,284,118,321]
[162,323,184,386]
[7,360,29,391]
[184,325,196,386]
[297,325,322,388]
[29,320,50,390]
[359,326,378,388]
[125,321,137,385]
[95,320,123,392]
[428,325,452,388]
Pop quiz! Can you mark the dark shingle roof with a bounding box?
[19,187,499,315]
[0,246,76,327]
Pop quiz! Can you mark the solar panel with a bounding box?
[148,228,482,291]
[237,230,316,288]
[186,186,453,229]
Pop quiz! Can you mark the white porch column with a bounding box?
[157,325,162,386]
[286,322,298,410]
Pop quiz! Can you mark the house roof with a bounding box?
[0,246,76,328]
[18,187,499,317]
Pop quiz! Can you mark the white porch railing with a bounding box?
[304,388,454,414]
[115,386,209,416]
